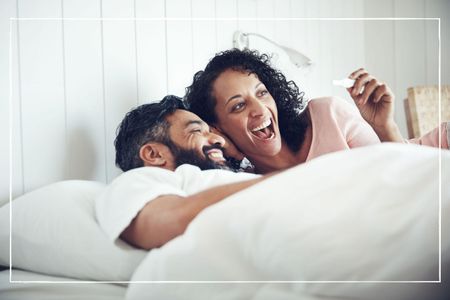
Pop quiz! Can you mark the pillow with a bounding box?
[0,180,146,281]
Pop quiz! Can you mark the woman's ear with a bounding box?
[139,143,174,170]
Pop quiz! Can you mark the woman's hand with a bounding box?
[347,68,395,128]
[347,68,404,142]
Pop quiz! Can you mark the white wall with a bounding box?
[364,0,450,137]
[1,0,448,201]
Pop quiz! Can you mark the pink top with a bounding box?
[408,122,449,149]
[305,97,380,161]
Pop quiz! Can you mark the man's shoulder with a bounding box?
[114,166,177,180]
[104,167,186,193]
[175,164,259,180]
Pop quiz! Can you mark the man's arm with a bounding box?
[120,176,265,250]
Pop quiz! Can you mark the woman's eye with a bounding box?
[231,102,245,112]
[259,89,268,96]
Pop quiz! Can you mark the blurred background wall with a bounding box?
[0,0,449,201]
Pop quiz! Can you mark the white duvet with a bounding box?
[127,143,450,300]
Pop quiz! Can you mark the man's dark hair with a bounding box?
[115,95,185,171]
[185,48,308,153]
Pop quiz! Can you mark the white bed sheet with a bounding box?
[0,269,126,300]
[127,143,450,300]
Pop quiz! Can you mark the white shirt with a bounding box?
[95,164,259,242]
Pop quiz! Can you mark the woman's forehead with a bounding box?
[214,70,261,92]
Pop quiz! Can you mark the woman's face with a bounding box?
[211,69,282,158]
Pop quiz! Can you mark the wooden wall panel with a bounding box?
[5,0,448,199]
[165,0,193,96]
[254,0,276,67]
[215,0,237,52]
[363,0,396,102]
[273,0,297,86]
[10,15,24,201]
[191,0,217,74]
[62,0,106,182]
[0,0,21,203]
[394,0,427,136]
[17,0,66,192]
[331,0,367,101]
[424,18,439,86]
[250,0,278,61]
[101,0,138,181]
[352,0,366,71]
[256,0,275,42]
[437,0,450,85]
[425,0,448,86]
[289,0,311,100]
[237,0,257,33]
[135,0,167,104]
[274,0,291,45]
[317,0,336,99]
[304,2,322,98]
[327,1,346,100]
[363,0,449,138]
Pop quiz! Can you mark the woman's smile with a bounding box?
[249,117,275,140]
[212,69,282,157]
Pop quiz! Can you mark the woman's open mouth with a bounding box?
[250,118,275,140]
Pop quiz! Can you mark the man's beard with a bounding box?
[166,140,236,171]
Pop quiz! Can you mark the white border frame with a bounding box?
[8,17,442,284]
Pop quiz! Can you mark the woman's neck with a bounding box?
[250,142,298,174]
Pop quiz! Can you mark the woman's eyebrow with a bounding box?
[226,94,242,105]
[226,83,263,105]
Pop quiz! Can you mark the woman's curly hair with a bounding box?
[185,48,308,153]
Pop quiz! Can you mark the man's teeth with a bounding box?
[251,119,271,132]
[208,152,223,158]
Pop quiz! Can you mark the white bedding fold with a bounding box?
[127,144,450,300]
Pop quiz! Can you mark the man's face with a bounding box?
[165,110,232,170]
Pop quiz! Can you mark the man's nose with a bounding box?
[208,132,226,147]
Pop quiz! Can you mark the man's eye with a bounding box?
[191,129,202,133]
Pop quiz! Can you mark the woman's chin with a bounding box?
[250,135,282,157]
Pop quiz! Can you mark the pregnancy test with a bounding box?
[332,78,355,88]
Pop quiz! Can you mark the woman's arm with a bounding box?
[346,68,405,142]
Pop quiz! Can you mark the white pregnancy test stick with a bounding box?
[332,78,355,88]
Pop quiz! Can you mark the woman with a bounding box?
[185,49,446,174]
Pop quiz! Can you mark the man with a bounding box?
[95,95,265,250]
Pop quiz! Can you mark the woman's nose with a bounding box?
[248,97,266,117]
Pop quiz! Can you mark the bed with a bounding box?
[0,269,126,300]
[1,143,449,300]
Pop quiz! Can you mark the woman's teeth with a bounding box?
[250,118,275,140]
[251,119,272,132]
